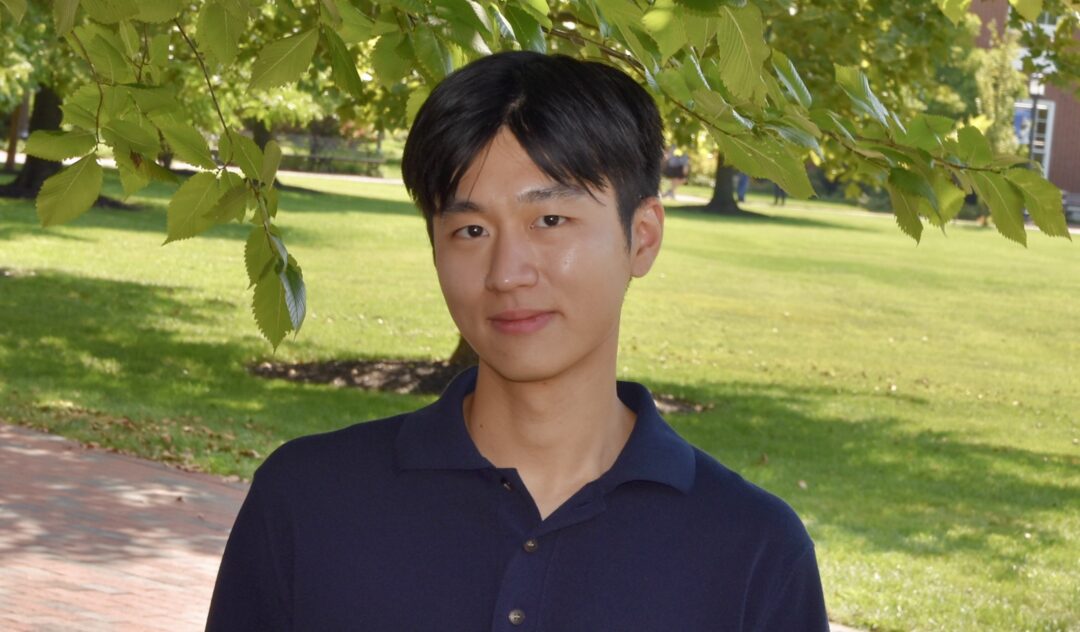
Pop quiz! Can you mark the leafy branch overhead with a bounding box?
[4,0,1071,349]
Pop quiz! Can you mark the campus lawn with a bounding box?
[1,170,1077,631]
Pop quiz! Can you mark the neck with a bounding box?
[463,342,635,517]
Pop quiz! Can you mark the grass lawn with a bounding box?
[1,169,1078,631]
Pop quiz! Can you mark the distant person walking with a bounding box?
[736,172,750,202]
[661,145,690,199]
[772,182,787,206]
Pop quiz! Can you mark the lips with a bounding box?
[489,309,556,334]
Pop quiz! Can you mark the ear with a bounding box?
[629,197,664,278]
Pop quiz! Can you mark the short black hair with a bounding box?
[401,51,664,244]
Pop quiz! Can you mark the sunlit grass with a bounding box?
[1,169,1077,631]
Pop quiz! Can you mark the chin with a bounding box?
[477,351,575,385]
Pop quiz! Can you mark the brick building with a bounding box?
[972,0,1080,220]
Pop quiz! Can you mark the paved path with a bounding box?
[0,423,245,631]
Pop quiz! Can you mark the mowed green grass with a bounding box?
[1,170,1077,631]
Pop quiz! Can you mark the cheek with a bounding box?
[551,239,629,305]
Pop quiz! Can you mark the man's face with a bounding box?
[432,127,663,383]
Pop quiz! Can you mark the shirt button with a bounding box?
[522,538,538,553]
[508,609,525,625]
[501,478,513,491]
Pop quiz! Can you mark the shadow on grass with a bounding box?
[644,378,1074,575]
[0,270,425,462]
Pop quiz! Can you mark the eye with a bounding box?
[535,215,568,228]
[452,224,487,239]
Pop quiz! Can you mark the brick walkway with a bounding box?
[0,423,246,631]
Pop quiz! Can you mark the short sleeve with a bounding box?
[754,544,829,632]
[205,469,293,631]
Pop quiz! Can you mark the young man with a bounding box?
[207,52,829,630]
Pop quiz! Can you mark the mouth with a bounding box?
[488,309,556,334]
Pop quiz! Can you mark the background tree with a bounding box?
[0,0,1071,351]
[973,26,1032,157]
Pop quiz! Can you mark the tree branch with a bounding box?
[173,17,233,153]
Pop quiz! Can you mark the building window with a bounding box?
[1014,99,1055,175]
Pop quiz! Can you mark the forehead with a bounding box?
[446,128,612,213]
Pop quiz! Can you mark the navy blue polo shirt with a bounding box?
[207,367,828,630]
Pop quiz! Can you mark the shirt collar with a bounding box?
[394,366,696,495]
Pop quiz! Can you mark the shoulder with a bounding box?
[252,414,407,489]
[687,447,814,557]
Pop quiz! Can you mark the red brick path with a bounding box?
[0,423,246,631]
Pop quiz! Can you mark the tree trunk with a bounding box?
[0,87,62,198]
[249,118,273,151]
[702,161,743,215]
[447,335,478,367]
[4,94,29,173]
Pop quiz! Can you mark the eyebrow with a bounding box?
[441,184,589,215]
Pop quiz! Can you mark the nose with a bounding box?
[484,229,539,292]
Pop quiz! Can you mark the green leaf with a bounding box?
[80,0,139,23]
[164,172,222,244]
[261,140,282,184]
[322,27,365,99]
[103,118,161,156]
[885,182,924,243]
[923,170,965,226]
[371,32,414,87]
[504,5,545,53]
[1008,0,1043,22]
[1005,168,1070,238]
[123,85,179,116]
[117,19,140,57]
[335,0,374,42]
[899,114,955,153]
[412,29,453,81]
[198,1,244,65]
[717,132,814,199]
[136,0,183,22]
[36,155,104,227]
[935,0,971,24]
[656,68,692,104]
[245,225,275,287]
[767,124,822,160]
[713,4,768,103]
[280,260,306,332]
[515,0,551,27]
[249,29,319,90]
[835,65,890,127]
[25,130,97,161]
[955,126,993,168]
[642,0,685,63]
[889,167,941,222]
[810,108,856,143]
[220,132,263,180]
[681,14,715,50]
[114,148,151,198]
[436,0,492,35]
[406,85,431,125]
[144,158,179,184]
[207,177,248,224]
[82,32,136,83]
[970,171,1027,246]
[252,264,291,349]
[772,51,812,109]
[0,0,26,22]
[53,0,79,35]
[158,120,216,169]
